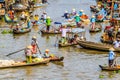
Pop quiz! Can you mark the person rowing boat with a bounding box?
[108,47,116,67]
[31,36,42,58]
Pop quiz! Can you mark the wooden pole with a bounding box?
[111,0,114,18]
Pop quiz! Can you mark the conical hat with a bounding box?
[109,47,115,51]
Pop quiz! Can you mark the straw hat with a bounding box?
[43,11,46,14]
[63,25,67,28]
[16,24,19,26]
[80,9,83,12]
[72,8,75,11]
[27,45,32,49]
[76,14,79,16]
[92,16,95,18]
[109,47,115,51]
[47,16,50,19]
[45,49,49,52]
[82,13,85,15]
[32,36,36,39]
[65,10,68,13]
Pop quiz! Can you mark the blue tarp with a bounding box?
[71,28,85,33]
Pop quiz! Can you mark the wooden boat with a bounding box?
[33,3,48,8]
[40,28,78,35]
[13,28,31,34]
[89,23,102,32]
[4,14,18,23]
[0,59,49,69]
[12,3,27,11]
[90,5,99,13]
[58,43,77,47]
[77,41,120,52]
[49,56,64,61]
[40,30,61,34]
[96,14,104,22]
[99,65,120,71]
[89,28,101,32]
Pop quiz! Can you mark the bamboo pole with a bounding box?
[111,0,114,18]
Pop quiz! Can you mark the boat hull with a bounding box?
[78,41,120,52]
[99,65,120,71]
[0,59,49,69]
[13,28,31,34]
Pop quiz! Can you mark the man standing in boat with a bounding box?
[62,11,70,19]
[60,25,71,44]
[46,16,52,32]
[74,14,81,27]
[108,47,116,67]
[79,9,84,17]
[90,16,96,30]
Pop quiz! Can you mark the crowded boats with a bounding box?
[1,0,120,79]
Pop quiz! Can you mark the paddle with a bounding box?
[54,35,59,47]
[36,42,42,54]
[6,48,25,56]
[112,56,117,67]
[38,26,46,34]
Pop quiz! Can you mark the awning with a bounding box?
[71,28,85,33]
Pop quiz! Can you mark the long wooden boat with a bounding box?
[40,30,61,34]
[13,28,31,34]
[12,3,27,11]
[99,65,120,71]
[0,59,49,69]
[77,41,120,52]
[40,29,75,35]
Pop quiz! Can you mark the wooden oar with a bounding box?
[54,35,59,47]
[6,48,25,56]
[36,42,42,54]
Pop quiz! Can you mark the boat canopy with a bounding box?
[71,28,85,33]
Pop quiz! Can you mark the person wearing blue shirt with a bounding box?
[90,16,96,30]
[27,17,31,28]
[79,9,83,17]
[114,2,118,10]
[62,11,69,19]
[98,7,107,20]
[108,47,116,67]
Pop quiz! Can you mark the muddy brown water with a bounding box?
[0,0,120,80]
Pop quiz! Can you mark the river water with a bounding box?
[0,0,120,80]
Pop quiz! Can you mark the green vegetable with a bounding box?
[99,75,104,79]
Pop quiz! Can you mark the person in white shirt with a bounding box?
[60,25,71,44]
[113,38,120,48]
